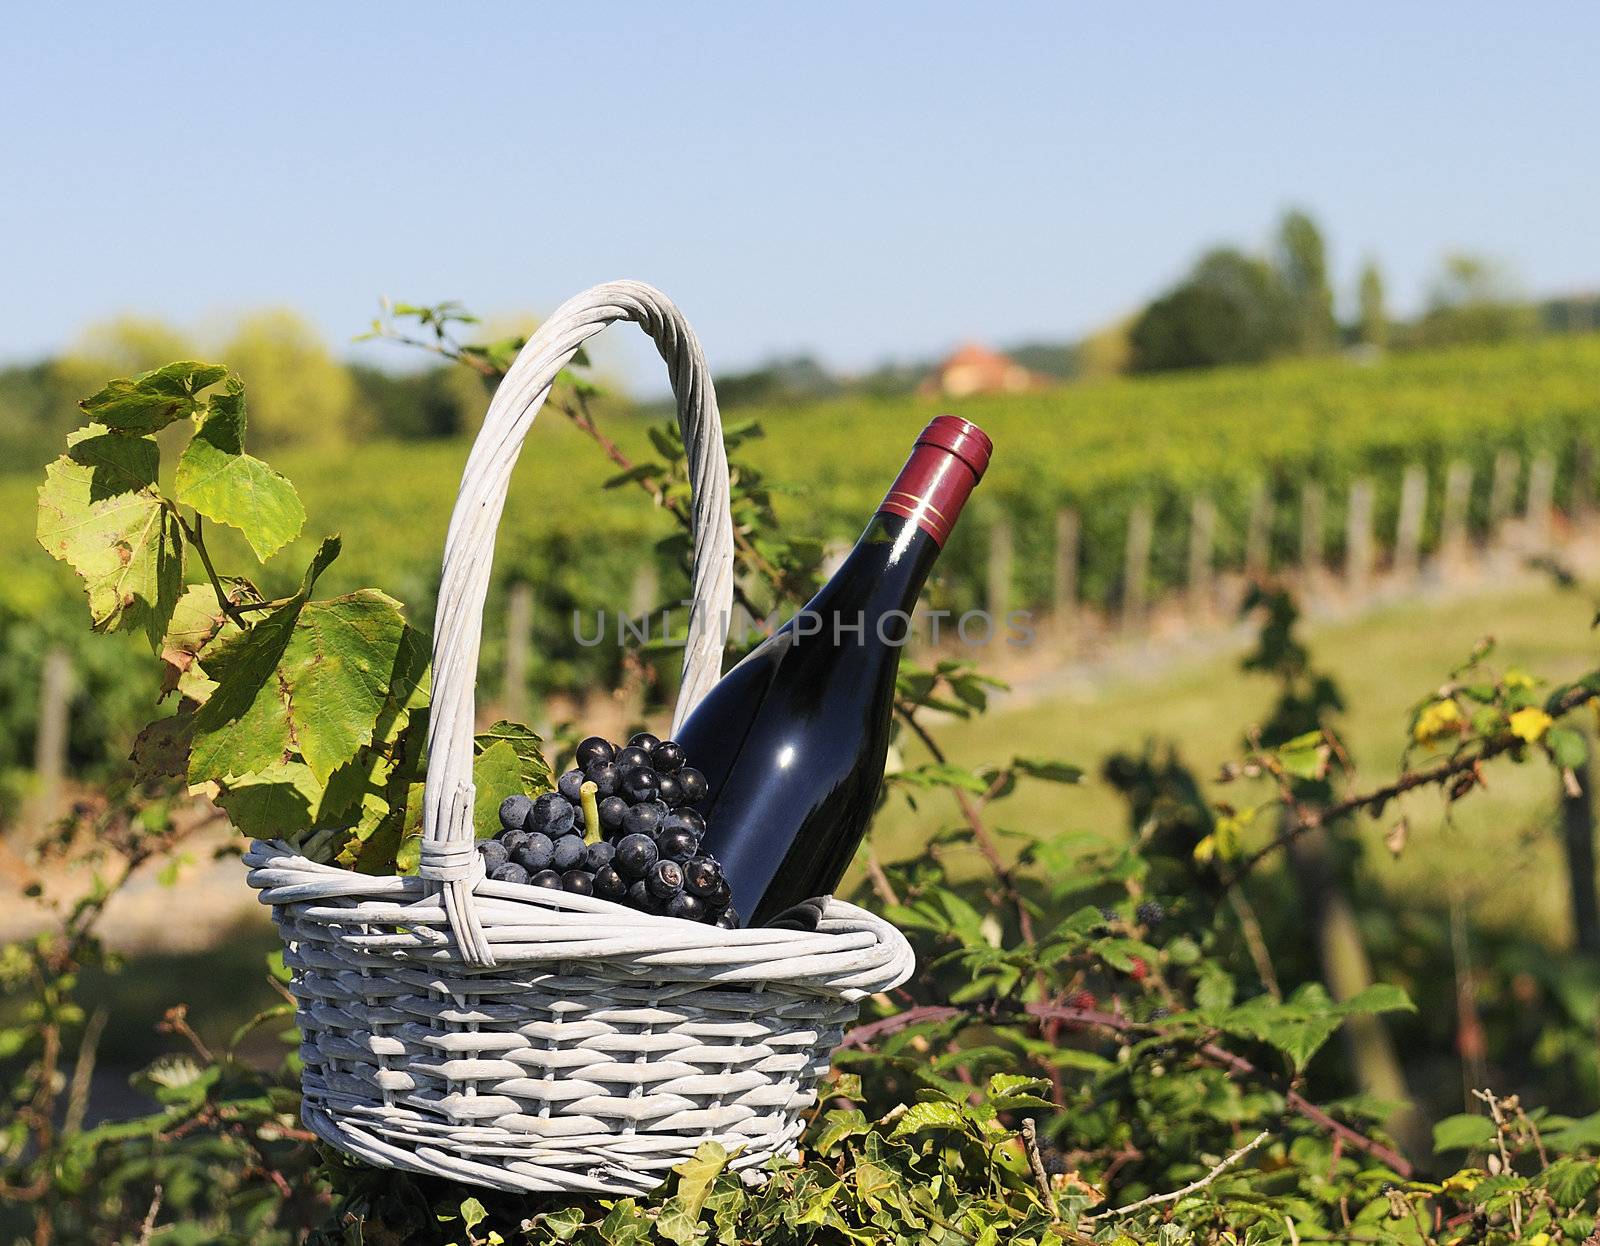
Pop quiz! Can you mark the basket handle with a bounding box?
[420,281,736,965]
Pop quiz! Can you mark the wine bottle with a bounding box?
[677,415,991,925]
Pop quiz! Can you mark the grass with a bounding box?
[871,572,1600,948]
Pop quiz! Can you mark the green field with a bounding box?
[873,575,1599,946]
[4,334,1599,704]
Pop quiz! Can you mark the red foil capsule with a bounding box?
[876,415,993,547]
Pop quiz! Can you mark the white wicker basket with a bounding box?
[244,282,915,1194]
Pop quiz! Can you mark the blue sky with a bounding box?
[2,3,1595,387]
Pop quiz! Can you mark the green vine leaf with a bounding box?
[37,425,184,647]
[174,379,306,561]
[77,360,227,434]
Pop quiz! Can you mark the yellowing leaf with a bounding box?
[1509,706,1553,743]
[78,360,227,434]
[37,426,183,647]
[1414,698,1464,743]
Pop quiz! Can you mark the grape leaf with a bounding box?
[77,360,227,434]
[159,583,239,699]
[174,380,305,561]
[37,425,184,647]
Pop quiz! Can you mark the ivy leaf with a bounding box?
[656,1142,730,1244]
[37,426,184,647]
[77,360,227,434]
[174,380,306,561]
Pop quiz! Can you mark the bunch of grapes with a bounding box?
[477,732,739,928]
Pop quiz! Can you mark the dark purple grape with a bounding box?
[499,794,533,832]
[622,802,663,838]
[551,834,585,871]
[626,879,653,910]
[677,767,708,806]
[584,761,619,797]
[527,792,577,837]
[616,745,652,772]
[491,862,529,885]
[621,767,660,803]
[513,832,555,872]
[666,892,706,922]
[478,840,509,872]
[647,859,685,900]
[615,833,658,879]
[629,732,660,752]
[655,774,684,807]
[657,826,697,864]
[665,808,706,838]
[704,878,731,911]
[598,795,629,831]
[498,829,529,853]
[557,769,586,802]
[594,865,627,900]
[584,840,616,871]
[530,869,564,890]
[650,740,685,773]
[684,856,722,897]
[562,870,595,896]
[715,907,740,929]
[575,736,615,768]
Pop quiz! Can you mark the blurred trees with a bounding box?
[1129,246,1294,372]
[1407,252,1538,349]
[221,309,360,448]
[1357,259,1389,349]
[1276,209,1338,353]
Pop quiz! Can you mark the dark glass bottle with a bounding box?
[677,415,991,925]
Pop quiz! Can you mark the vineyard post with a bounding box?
[1525,452,1555,550]
[1299,481,1324,594]
[1188,494,1215,620]
[1345,478,1374,599]
[1561,741,1600,957]
[1245,479,1272,581]
[502,581,534,726]
[29,646,72,833]
[1052,506,1079,638]
[986,514,1014,627]
[1439,460,1473,575]
[1574,439,1596,528]
[1489,449,1520,550]
[1394,464,1427,581]
[1122,500,1153,632]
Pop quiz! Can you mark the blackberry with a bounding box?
[584,761,620,797]
[621,767,660,803]
[562,870,595,896]
[557,769,586,802]
[575,736,615,768]
[478,840,509,872]
[647,859,685,900]
[1136,900,1167,928]
[616,745,652,772]
[615,833,659,879]
[491,862,529,886]
[513,832,555,872]
[530,869,564,890]
[629,732,661,752]
[598,795,629,831]
[551,834,585,871]
[498,794,534,832]
[650,739,684,773]
[677,767,708,806]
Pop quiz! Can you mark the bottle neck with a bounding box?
[874,416,990,548]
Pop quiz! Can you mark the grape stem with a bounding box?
[579,781,601,844]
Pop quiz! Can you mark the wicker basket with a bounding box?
[244,282,915,1194]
